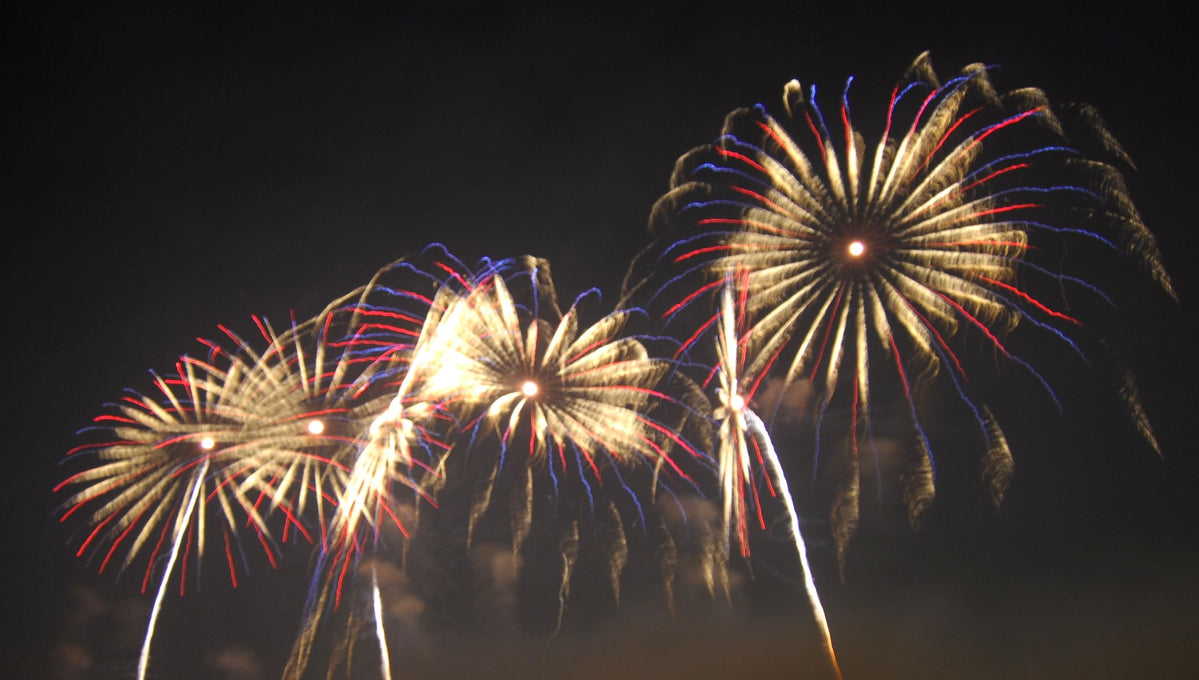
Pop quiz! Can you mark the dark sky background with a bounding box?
[6,3,1199,679]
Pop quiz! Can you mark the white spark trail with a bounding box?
[137,458,209,680]
[372,565,393,680]
[746,410,841,680]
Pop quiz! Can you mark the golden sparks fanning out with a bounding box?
[287,254,714,679]
[410,263,690,473]
[400,259,711,618]
[642,52,1174,564]
[58,52,1175,680]
[284,254,471,680]
[58,303,397,680]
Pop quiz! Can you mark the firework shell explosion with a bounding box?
[283,254,722,679]
[391,257,718,604]
[58,54,1174,679]
[630,51,1173,567]
[57,294,405,678]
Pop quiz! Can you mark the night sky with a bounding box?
[6,3,1199,679]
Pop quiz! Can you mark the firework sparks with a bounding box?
[57,302,395,680]
[303,254,470,582]
[55,48,1176,680]
[283,251,480,680]
[711,276,841,678]
[397,257,715,630]
[412,259,706,523]
[643,53,1173,563]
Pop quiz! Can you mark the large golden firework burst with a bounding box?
[641,52,1173,563]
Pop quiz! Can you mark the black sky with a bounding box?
[6,3,1199,679]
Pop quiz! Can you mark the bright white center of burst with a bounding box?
[307,419,325,435]
[199,436,216,450]
[521,380,539,398]
[729,394,746,412]
[847,240,866,257]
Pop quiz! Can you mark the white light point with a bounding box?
[521,380,539,398]
[847,240,866,258]
[307,419,325,435]
[729,394,746,412]
[199,436,216,450]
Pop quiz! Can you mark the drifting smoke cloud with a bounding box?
[205,645,262,680]
[52,585,147,679]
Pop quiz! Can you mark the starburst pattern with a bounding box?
[389,259,717,636]
[57,52,1174,680]
[409,259,709,541]
[57,302,395,680]
[643,52,1173,562]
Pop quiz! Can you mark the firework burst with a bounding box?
[402,258,715,624]
[283,249,488,680]
[640,52,1173,564]
[55,48,1177,680]
[298,255,472,595]
[57,299,397,680]
[417,262,692,476]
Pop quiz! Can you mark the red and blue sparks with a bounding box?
[642,53,1172,567]
[56,55,1172,680]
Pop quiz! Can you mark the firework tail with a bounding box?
[136,458,209,680]
[371,564,393,680]
[746,410,841,678]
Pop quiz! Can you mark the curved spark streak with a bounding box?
[137,458,208,680]
[371,565,393,680]
[746,409,840,680]
[713,280,841,678]
[283,255,473,680]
